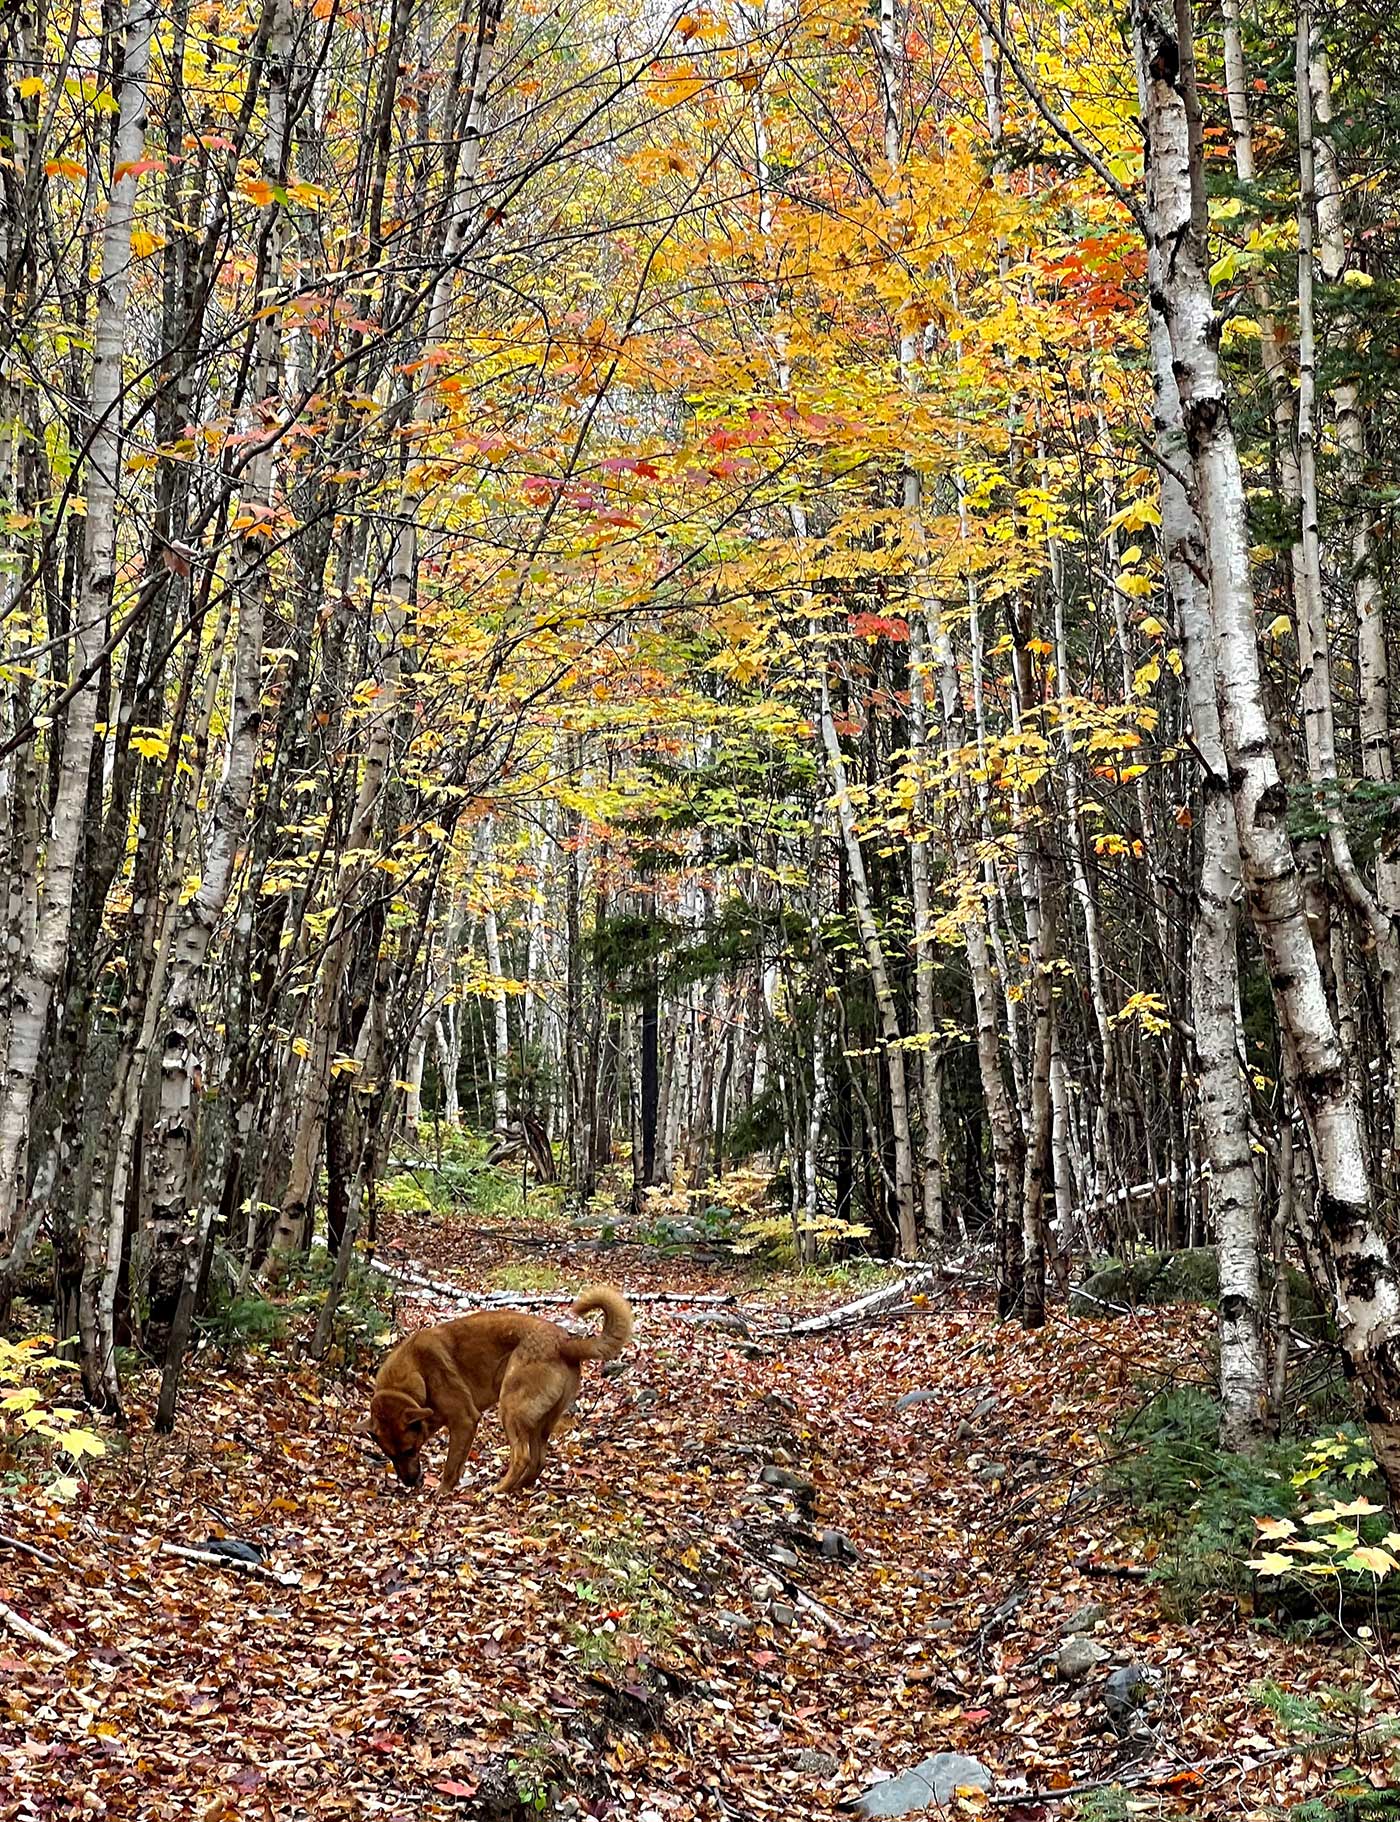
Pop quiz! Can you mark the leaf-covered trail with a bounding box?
[0,1221,1355,1819]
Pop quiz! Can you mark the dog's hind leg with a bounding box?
[548,1372,581,1440]
[495,1409,534,1495]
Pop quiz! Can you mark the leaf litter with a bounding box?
[0,1213,1387,1819]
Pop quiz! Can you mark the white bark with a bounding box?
[0,0,155,1256]
[142,0,295,1347]
[481,819,511,1131]
[273,0,505,1257]
[1136,0,1400,1488]
[1310,47,1396,902]
[1293,7,1400,1166]
[818,669,917,1254]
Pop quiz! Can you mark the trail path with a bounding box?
[0,1215,1351,1818]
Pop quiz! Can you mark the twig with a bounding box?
[0,1599,73,1660]
[0,1531,64,1571]
[159,1542,299,1586]
[989,1746,1293,1804]
[966,0,1146,232]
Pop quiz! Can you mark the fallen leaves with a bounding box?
[0,1213,1390,1818]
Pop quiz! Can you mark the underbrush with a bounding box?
[564,1526,677,1671]
[485,1260,572,1294]
[1258,1683,1400,1818]
[379,1136,533,1224]
[198,1246,391,1366]
[1106,1387,1400,1630]
[0,1336,106,1495]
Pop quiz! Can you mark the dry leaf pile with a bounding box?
[0,1214,1385,1818]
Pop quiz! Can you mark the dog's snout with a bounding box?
[396,1459,422,1488]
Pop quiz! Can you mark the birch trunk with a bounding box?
[481,820,511,1130]
[274,0,506,1260]
[1149,282,1267,1446]
[1293,14,1400,1173]
[1310,49,1397,918]
[141,0,294,1355]
[0,0,155,1260]
[819,669,918,1254]
[908,590,944,1241]
[1137,0,1400,1491]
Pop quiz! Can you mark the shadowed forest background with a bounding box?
[6,0,1400,1815]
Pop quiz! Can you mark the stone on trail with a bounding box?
[895,1388,940,1411]
[1104,1662,1157,1729]
[853,1753,994,1816]
[819,1527,858,1561]
[1056,1635,1111,1679]
[759,1464,814,1497]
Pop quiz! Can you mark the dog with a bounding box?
[368,1286,633,1495]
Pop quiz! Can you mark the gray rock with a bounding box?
[770,1601,796,1628]
[1061,1603,1106,1635]
[1070,1248,1324,1328]
[954,1419,975,1441]
[691,1310,751,1337]
[769,1546,801,1570]
[971,1395,999,1421]
[855,1753,994,1817]
[762,1391,798,1416]
[895,1388,940,1412]
[973,1461,1009,1486]
[819,1528,858,1561]
[760,1464,814,1497]
[1056,1636,1111,1680]
[795,1748,839,1776]
[1104,1662,1155,1729]
[659,1221,707,1244]
[602,1359,629,1378]
[714,1609,752,1634]
[740,1343,766,1361]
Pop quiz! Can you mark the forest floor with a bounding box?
[1,1202,1393,1821]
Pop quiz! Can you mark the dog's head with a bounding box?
[369,1390,432,1488]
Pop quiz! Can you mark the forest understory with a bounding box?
[2,1181,1391,1822]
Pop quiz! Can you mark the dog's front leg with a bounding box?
[439,1411,480,1493]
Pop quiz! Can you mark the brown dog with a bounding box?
[369,1286,633,1494]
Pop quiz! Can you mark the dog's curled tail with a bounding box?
[563,1285,634,1362]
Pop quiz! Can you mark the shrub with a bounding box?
[0,1337,106,1496]
[1106,1387,1302,1614]
[198,1247,391,1365]
[1256,1683,1400,1819]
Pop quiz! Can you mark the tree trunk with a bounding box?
[1136,0,1400,1493]
[141,0,294,1356]
[818,670,917,1255]
[0,0,155,1266]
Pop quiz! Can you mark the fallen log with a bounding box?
[0,1599,73,1660]
[777,1266,942,1336]
[376,1259,739,1312]
[159,1542,300,1586]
